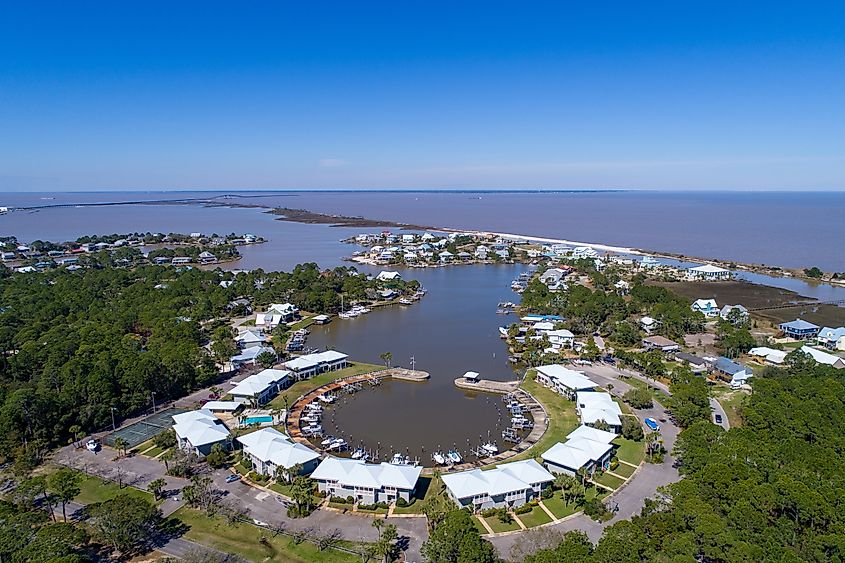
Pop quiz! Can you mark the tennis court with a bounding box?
[103,407,188,449]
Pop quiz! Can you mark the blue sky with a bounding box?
[1,1,843,191]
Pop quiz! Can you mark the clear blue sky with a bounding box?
[1,1,843,191]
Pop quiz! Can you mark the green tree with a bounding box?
[288,475,316,518]
[205,443,228,469]
[379,351,393,368]
[256,350,277,368]
[421,508,498,563]
[84,494,163,555]
[622,387,653,409]
[371,519,399,563]
[803,266,824,278]
[147,478,166,500]
[48,468,82,522]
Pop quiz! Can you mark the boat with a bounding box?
[327,438,347,451]
[321,436,337,446]
[351,448,367,460]
[338,312,353,319]
[499,327,509,338]
[318,394,336,403]
[398,298,412,305]
[432,451,447,465]
[447,450,462,464]
[390,453,408,465]
[481,442,499,455]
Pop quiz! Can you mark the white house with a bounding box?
[229,368,291,405]
[720,304,749,324]
[800,345,845,369]
[531,321,555,333]
[283,350,348,380]
[202,400,242,413]
[541,425,617,476]
[236,329,266,348]
[441,459,554,511]
[230,345,275,369]
[614,280,630,295]
[376,271,402,282]
[439,251,454,263]
[311,458,422,504]
[546,329,575,350]
[687,264,731,281]
[237,428,320,479]
[642,335,680,353]
[575,392,622,432]
[640,316,660,334]
[817,327,845,350]
[255,303,299,328]
[691,298,719,317]
[748,347,788,365]
[172,409,230,457]
[535,365,596,398]
[572,246,598,259]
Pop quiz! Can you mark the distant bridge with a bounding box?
[748,299,845,312]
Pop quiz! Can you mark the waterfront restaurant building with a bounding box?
[283,350,349,380]
[441,459,554,511]
[535,364,596,399]
[237,428,320,480]
[310,457,422,504]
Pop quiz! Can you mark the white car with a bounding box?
[85,439,100,452]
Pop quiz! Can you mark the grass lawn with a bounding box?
[711,388,748,428]
[130,439,155,454]
[593,472,626,490]
[484,515,521,533]
[393,499,424,514]
[74,473,156,505]
[518,505,552,528]
[614,437,645,466]
[290,317,316,330]
[328,502,352,512]
[269,362,386,409]
[503,370,579,464]
[143,446,164,458]
[356,506,389,515]
[473,515,489,535]
[541,494,578,519]
[173,507,361,563]
[611,462,637,478]
[234,462,251,476]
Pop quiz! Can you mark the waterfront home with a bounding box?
[711,357,753,388]
[401,234,415,244]
[439,251,454,263]
[720,304,749,324]
[313,314,331,325]
[535,365,596,399]
[687,264,731,281]
[550,244,570,256]
[229,368,291,405]
[236,329,266,349]
[575,392,622,432]
[531,321,555,333]
[539,268,567,287]
[674,351,709,372]
[1,251,16,261]
[376,271,402,282]
[748,347,787,365]
[441,459,554,511]
[614,280,630,295]
[800,345,845,369]
[495,248,510,259]
[691,298,719,317]
[640,316,660,334]
[283,350,348,380]
[641,256,660,269]
[474,245,489,259]
[198,251,217,264]
[404,251,418,262]
[642,335,680,353]
[379,289,399,299]
[421,233,436,242]
[311,457,422,504]
[463,371,481,383]
[153,256,170,265]
[547,329,575,349]
[171,256,193,265]
[457,251,472,261]
[816,327,845,350]
[255,303,299,328]
[15,266,37,273]
[172,409,230,457]
[237,428,320,480]
[572,246,598,259]
[230,345,275,369]
[779,319,820,340]
[541,424,616,476]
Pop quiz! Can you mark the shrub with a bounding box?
[623,388,654,409]
[622,416,645,441]
[610,460,619,471]
[583,497,612,522]
[396,497,408,507]
[541,487,553,499]
[514,504,533,515]
[330,496,349,504]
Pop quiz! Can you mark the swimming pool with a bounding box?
[244,415,274,425]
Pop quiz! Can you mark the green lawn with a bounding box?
[173,507,361,563]
[472,515,489,535]
[503,369,579,464]
[593,472,626,490]
[541,494,578,519]
[612,462,636,478]
[328,501,352,512]
[518,505,552,528]
[130,439,155,454]
[356,506,388,515]
[711,388,748,428]
[74,473,156,505]
[143,446,164,458]
[614,437,645,465]
[392,499,424,514]
[484,515,521,533]
[269,362,386,409]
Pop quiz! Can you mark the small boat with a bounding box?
[351,448,366,460]
[318,394,336,404]
[432,451,447,465]
[448,450,462,464]
[321,436,336,446]
[338,312,353,319]
[499,327,509,338]
[481,442,499,455]
[398,298,412,305]
[327,439,347,451]
[390,453,408,465]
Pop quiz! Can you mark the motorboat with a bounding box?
[447,450,462,464]
[398,298,412,305]
[351,448,367,460]
[321,436,336,446]
[499,327,509,338]
[318,394,336,404]
[85,439,100,452]
[481,442,499,455]
[432,451,447,465]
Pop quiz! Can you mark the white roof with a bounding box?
[172,409,230,447]
[566,424,618,444]
[801,346,845,367]
[311,458,422,490]
[236,330,265,343]
[576,392,622,426]
[579,408,622,427]
[376,271,402,281]
[532,322,555,332]
[541,442,594,470]
[693,298,718,309]
[202,401,242,411]
[749,347,787,364]
[547,329,574,339]
[231,345,274,362]
[536,365,596,391]
[268,303,298,314]
[464,371,480,380]
[689,264,730,274]
[237,428,320,469]
[442,459,553,500]
[283,350,348,371]
[230,369,290,398]
[640,316,657,326]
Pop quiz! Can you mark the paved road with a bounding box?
[488,363,682,560]
[710,398,730,430]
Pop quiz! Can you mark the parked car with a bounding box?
[644,417,660,431]
[225,474,241,483]
[714,414,723,424]
[85,439,100,452]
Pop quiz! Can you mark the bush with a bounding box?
[583,497,612,522]
[622,416,645,441]
[330,496,350,504]
[480,508,499,518]
[396,497,408,507]
[514,504,533,515]
[623,388,654,409]
[541,487,553,499]
[610,460,619,471]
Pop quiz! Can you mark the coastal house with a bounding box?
[531,321,555,333]
[800,345,845,369]
[641,256,660,269]
[748,346,788,365]
[687,264,731,281]
[438,251,454,263]
[441,459,554,511]
[255,303,299,328]
[541,425,617,476]
[311,458,422,504]
[376,271,402,282]
[230,345,275,369]
[1,251,16,261]
[172,409,230,457]
[779,319,820,340]
[547,329,575,350]
[575,392,622,432]
[691,298,719,317]
[720,304,749,324]
[540,268,567,288]
[421,233,436,242]
[572,246,598,259]
[535,365,596,398]
[198,251,217,264]
[171,256,193,265]
[236,329,266,348]
[237,428,320,480]
[229,368,291,405]
[457,251,472,261]
[674,351,708,373]
[711,357,753,388]
[642,335,680,353]
[614,280,630,295]
[816,327,845,350]
[640,316,660,334]
[202,400,243,414]
[401,234,415,244]
[474,245,489,259]
[283,350,348,380]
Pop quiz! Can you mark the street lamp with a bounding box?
[151,392,157,413]
[110,407,117,431]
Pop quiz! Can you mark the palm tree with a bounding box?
[379,352,392,368]
[113,437,128,458]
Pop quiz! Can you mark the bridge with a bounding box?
[748,299,845,312]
